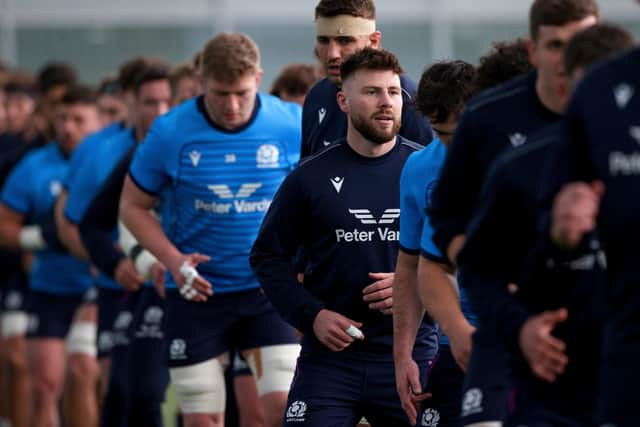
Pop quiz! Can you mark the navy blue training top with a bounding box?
[251,137,438,362]
[429,71,562,260]
[301,75,433,157]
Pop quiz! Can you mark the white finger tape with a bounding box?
[179,262,200,300]
[345,324,364,339]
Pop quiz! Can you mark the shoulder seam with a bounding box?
[298,143,344,168]
[468,85,528,112]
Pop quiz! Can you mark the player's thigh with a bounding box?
[283,354,363,427]
[421,345,465,427]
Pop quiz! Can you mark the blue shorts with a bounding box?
[461,327,510,425]
[165,288,298,367]
[284,352,432,426]
[421,344,464,427]
[97,287,128,358]
[27,290,85,338]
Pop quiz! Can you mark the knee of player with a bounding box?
[170,357,228,414]
[244,344,300,397]
[66,352,99,386]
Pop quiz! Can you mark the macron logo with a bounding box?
[189,150,201,167]
[349,208,400,225]
[330,177,344,193]
[208,183,262,199]
[318,108,327,124]
[614,83,634,110]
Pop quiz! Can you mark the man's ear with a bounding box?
[337,90,349,113]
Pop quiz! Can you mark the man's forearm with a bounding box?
[55,192,89,260]
[119,177,181,269]
[418,256,472,339]
[393,251,424,359]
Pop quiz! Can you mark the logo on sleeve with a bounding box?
[323,140,331,147]
[330,176,344,193]
[508,132,527,147]
[189,150,201,167]
[614,83,634,110]
[318,108,327,124]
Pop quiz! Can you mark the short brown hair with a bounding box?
[564,23,635,76]
[529,0,599,40]
[118,56,164,92]
[270,64,319,98]
[340,48,403,83]
[169,63,197,94]
[315,0,375,20]
[61,85,98,106]
[201,33,260,83]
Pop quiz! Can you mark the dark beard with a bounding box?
[351,113,401,145]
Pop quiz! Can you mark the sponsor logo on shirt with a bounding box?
[609,151,640,176]
[335,208,400,242]
[195,182,271,215]
[285,400,307,423]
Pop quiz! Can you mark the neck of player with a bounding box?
[536,78,567,115]
[346,124,396,158]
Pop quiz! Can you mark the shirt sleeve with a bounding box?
[398,155,422,254]
[0,154,35,215]
[457,159,530,351]
[429,108,482,260]
[64,152,100,224]
[128,119,171,195]
[249,169,324,333]
[79,148,134,277]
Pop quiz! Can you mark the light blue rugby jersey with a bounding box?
[399,138,476,345]
[1,143,93,295]
[66,128,137,290]
[130,94,302,293]
[63,121,126,189]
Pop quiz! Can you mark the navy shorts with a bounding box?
[97,287,128,358]
[421,344,464,427]
[284,352,433,426]
[165,288,298,368]
[27,290,85,338]
[110,290,142,351]
[0,272,29,313]
[460,328,510,426]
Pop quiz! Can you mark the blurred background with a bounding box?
[2,0,639,89]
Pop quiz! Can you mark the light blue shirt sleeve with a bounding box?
[1,153,36,214]
[398,153,422,254]
[129,119,172,194]
[64,154,99,224]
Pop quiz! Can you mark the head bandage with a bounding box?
[316,15,376,37]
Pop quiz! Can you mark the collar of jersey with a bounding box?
[196,94,262,134]
[342,135,401,164]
